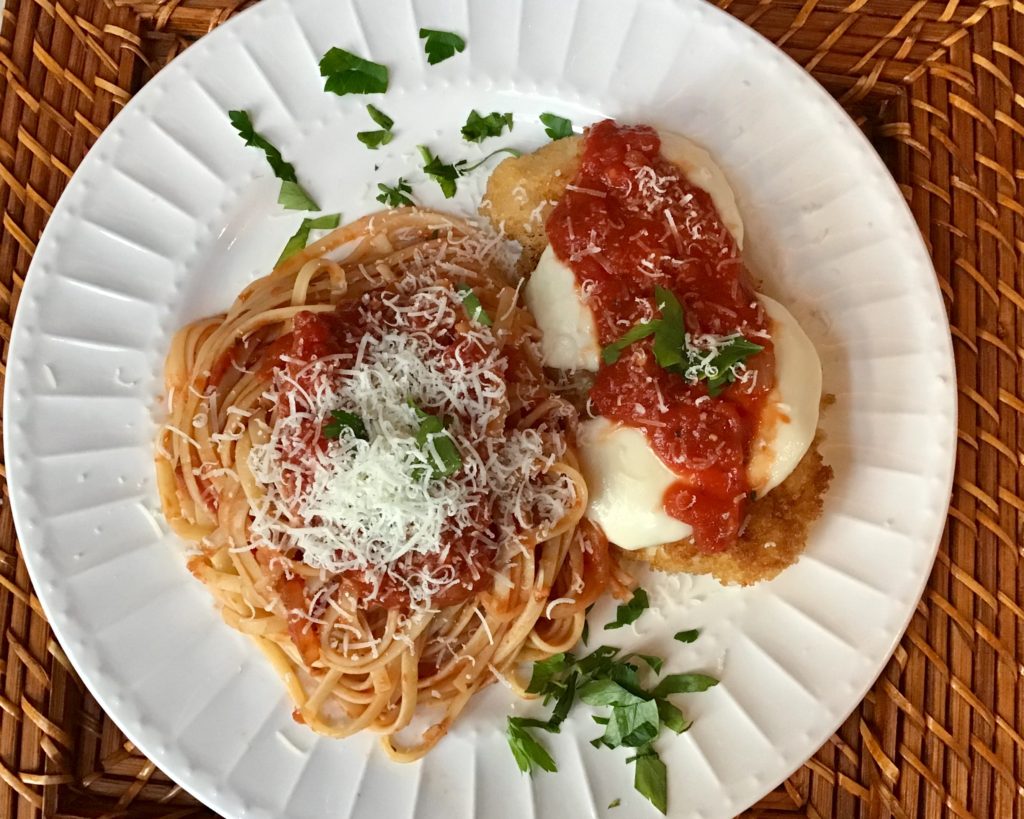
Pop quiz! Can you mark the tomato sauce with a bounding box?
[546,120,775,552]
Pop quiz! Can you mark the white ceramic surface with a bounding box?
[3,0,956,817]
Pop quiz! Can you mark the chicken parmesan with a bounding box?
[484,120,832,584]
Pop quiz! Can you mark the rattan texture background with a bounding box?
[0,0,1020,817]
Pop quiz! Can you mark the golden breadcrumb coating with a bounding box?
[483,137,833,585]
[633,438,833,585]
[481,136,582,272]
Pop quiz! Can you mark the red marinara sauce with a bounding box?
[546,120,775,552]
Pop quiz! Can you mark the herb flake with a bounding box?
[319,47,389,96]
[462,110,513,143]
[376,179,415,208]
[506,717,557,774]
[229,111,319,211]
[419,28,466,65]
[323,409,368,441]
[410,402,462,478]
[540,112,573,140]
[277,213,341,264]
[456,283,493,326]
[604,588,650,630]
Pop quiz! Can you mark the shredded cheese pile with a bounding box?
[248,277,575,611]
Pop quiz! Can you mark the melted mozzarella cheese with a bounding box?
[524,246,602,371]
[656,130,744,249]
[747,295,821,497]
[578,418,693,549]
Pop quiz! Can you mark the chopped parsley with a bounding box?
[540,112,573,140]
[410,402,462,478]
[602,286,764,396]
[228,110,319,211]
[376,179,415,208]
[357,130,392,149]
[674,628,700,644]
[323,409,368,441]
[608,799,621,809]
[507,717,557,773]
[277,213,341,264]
[319,47,389,96]
[419,28,466,65]
[461,110,513,143]
[604,587,649,630]
[509,635,718,814]
[418,145,466,198]
[456,284,492,326]
[357,104,395,150]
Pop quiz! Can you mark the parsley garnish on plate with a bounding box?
[674,628,700,644]
[540,112,574,140]
[277,213,341,264]
[604,587,650,630]
[419,28,466,65]
[410,402,462,478]
[462,110,513,143]
[376,179,415,208]
[323,409,368,441]
[319,47,389,96]
[228,110,319,211]
[456,284,493,326]
[357,104,395,150]
[602,286,764,396]
[507,633,719,815]
[418,146,466,198]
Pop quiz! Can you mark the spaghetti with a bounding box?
[155,208,625,760]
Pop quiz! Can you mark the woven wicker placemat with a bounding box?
[1,0,1021,817]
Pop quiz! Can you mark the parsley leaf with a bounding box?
[651,673,719,699]
[629,745,668,814]
[366,104,393,130]
[703,337,765,396]
[540,112,573,140]
[410,402,462,478]
[418,145,466,198]
[456,283,493,326]
[506,717,557,774]
[581,603,594,645]
[526,652,571,695]
[608,799,621,809]
[376,179,415,208]
[651,286,687,369]
[637,654,664,674]
[419,28,466,65]
[357,130,393,149]
[594,700,661,749]
[462,110,513,142]
[277,180,320,211]
[674,628,700,644]
[323,409,368,441]
[357,105,395,151]
[229,111,319,210]
[277,213,341,264]
[319,47,389,96]
[655,699,691,734]
[229,110,297,181]
[604,588,649,630]
[603,322,657,365]
[578,679,648,708]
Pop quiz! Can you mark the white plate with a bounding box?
[4,0,956,816]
